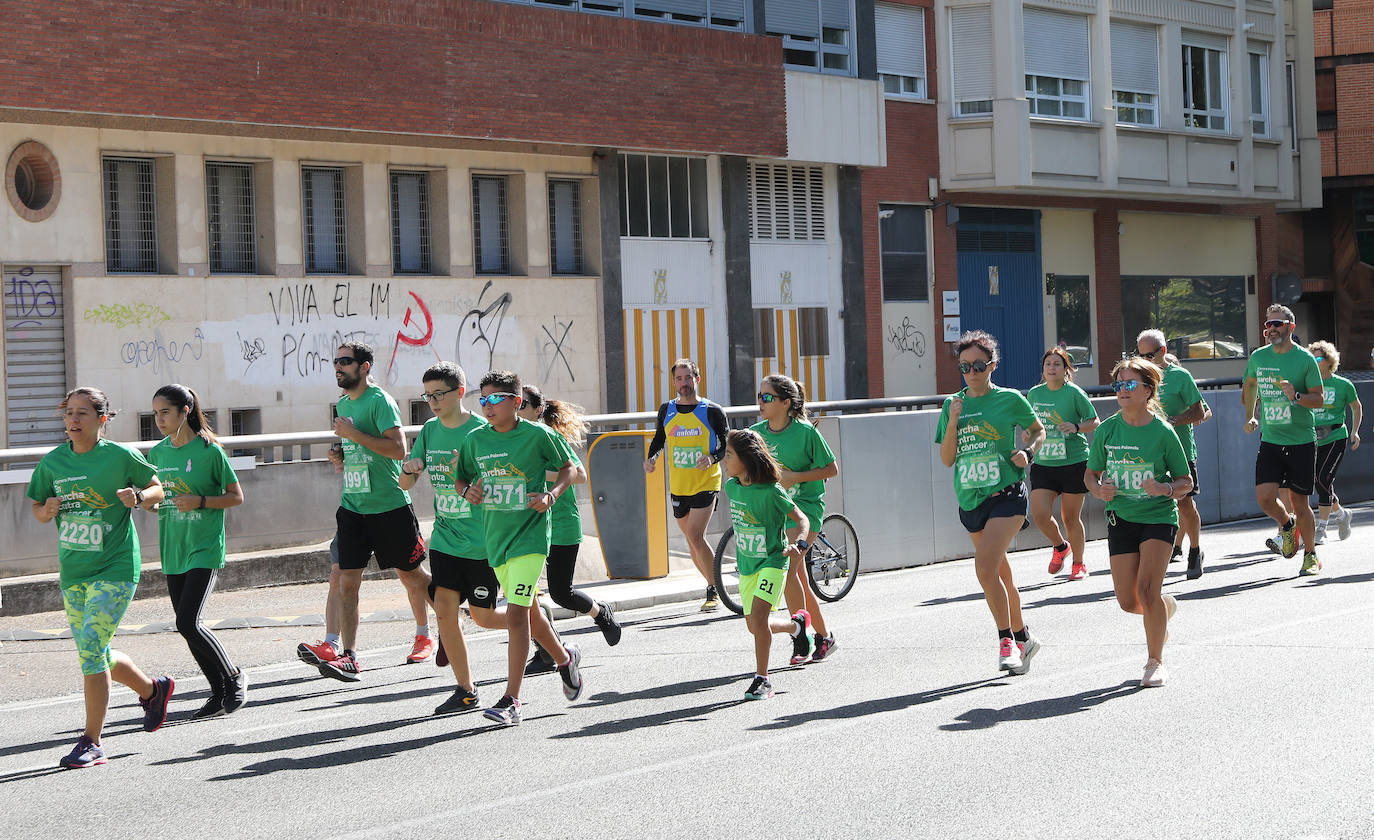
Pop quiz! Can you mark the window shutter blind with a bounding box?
[765,0,818,37]
[710,0,746,23]
[875,3,925,79]
[820,0,848,29]
[633,0,707,16]
[1024,8,1090,80]
[1110,20,1159,94]
[1182,30,1228,53]
[950,6,993,102]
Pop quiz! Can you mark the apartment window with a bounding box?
[1024,9,1091,120]
[879,204,928,301]
[798,307,829,356]
[229,408,262,458]
[138,413,157,442]
[1052,275,1092,366]
[1121,276,1247,359]
[103,157,157,273]
[753,308,776,357]
[1182,35,1228,131]
[765,0,852,74]
[391,171,431,274]
[1286,61,1296,150]
[1249,47,1270,137]
[1111,20,1160,127]
[1355,191,1374,266]
[206,163,256,274]
[629,0,746,29]
[472,175,510,274]
[409,400,431,427]
[749,163,825,241]
[618,154,708,239]
[548,179,584,274]
[302,167,347,274]
[876,3,925,98]
[950,6,993,116]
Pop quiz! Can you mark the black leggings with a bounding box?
[1315,439,1346,507]
[545,544,595,615]
[166,568,238,691]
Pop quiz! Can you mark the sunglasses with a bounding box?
[958,360,991,374]
[1134,347,1163,358]
[756,393,778,403]
[1264,319,1292,329]
[1313,355,1326,362]
[478,393,519,407]
[421,386,459,403]
[1111,379,1143,393]
[333,357,360,366]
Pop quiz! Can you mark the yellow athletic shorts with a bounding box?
[738,565,788,616]
[494,553,544,607]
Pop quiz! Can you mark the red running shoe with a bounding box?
[1047,543,1070,575]
[406,635,436,664]
[297,640,339,666]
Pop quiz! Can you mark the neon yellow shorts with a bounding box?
[739,565,788,616]
[494,553,544,607]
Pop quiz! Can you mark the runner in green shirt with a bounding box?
[753,373,839,664]
[935,331,1045,676]
[26,387,173,769]
[146,384,246,720]
[720,429,810,701]
[1243,305,1325,574]
[1086,359,1191,688]
[1025,347,1098,581]
[454,370,582,726]
[1306,341,1363,544]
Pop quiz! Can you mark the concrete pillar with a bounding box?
[596,149,626,413]
[720,155,756,407]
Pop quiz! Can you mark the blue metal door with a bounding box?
[955,210,1044,390]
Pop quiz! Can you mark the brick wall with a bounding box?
[1331,0,1374,57]
[1335,64,1374,176]
[1314,10,1332,58]
[0,0,787,156]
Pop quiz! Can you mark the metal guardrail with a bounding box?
[0,379,1244,468]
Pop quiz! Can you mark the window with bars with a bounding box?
[1182,38,1228,132]
[879,204,928,301]
[103,157,158,273]
[230,408,262,458]
[302,167,348,274]
[138,413,157,442]
[753,308,776,358]
[798,307,829,356]
[207,163,256,274]
[473,175,510,274]
[391,171,431,274]
[749,163,825,241]
[618,154,709,239]
[548,179,584,275]
[410,400,431,426]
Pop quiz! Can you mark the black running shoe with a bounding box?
[190,695,226,720]
[434,686,480,715]
[140,676,175,732]
[223,669,247,714]
[593,601,623,646]
[1186,547,1205,580]
[524,648,557,676]
[1170,544,1183,563]
[319,651,362,682]
[558,644,585,701]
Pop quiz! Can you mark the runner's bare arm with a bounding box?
[938,397,961,468]
[32,498,60,523]
[334,420,406,461]
[1171,401,1206,426]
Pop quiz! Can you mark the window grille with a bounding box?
[879,205,928,301]
[749,163,825,241]
[549,179,584,275]
[302,167,347,274]
[473,176,510,274]
[391,171,431,274]
[103,157,158,273]
[207,163,256,274]
[618,154,709,239]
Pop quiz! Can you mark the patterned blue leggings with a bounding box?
[61,581,136,675]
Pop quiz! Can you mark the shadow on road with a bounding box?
[749,677,1002,731]
[578,673,742,709]
[1178,576,1287,601]
[938,680,1139,731]
[1297,570,1374,587]
[549,697,746,739]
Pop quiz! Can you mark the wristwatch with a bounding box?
[794,539,810,552]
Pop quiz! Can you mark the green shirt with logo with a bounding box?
[1087,413,1190,526]
[1244,344,1323,445]
[336,384,411,514]
[936,386,1038,511]
[147,437,238,575]
[26,439,159,588]
[409,414,487,559]
[1314,374,1359,446]
[455,417,576,567]
[751,418,835,529]
[1026,381,1096,466]
[1158,363,1205,461]
[724,477,797,576]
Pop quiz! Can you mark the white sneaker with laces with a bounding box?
[1314,522,1327,546]
[998,637,1022,672]
[1141,658,1168,688]
[1337,508,1353,541]
[1010,635,1041,676]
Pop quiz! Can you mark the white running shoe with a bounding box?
[998,637,1022,672]
[1010,635,1041,676]
[1337,508,1353,541]
[1314,522,1327,546]
[1141,658,1168,688]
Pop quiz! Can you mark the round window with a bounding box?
[6,141,61,221]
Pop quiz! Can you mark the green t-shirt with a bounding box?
[1158,363,1205,461]
[455,417,576,567]
[409,414,487,559]
[1026,381,1095,466]
[724,477,796,576]
[935,386,1038,511]
[1087,413,1190,526]
[1314,374,1359,446]
[336,384,411,514]
[26,439,159,587]
[549,448,584,547]
[147,437,238,575]
[750,418,835,527]
[1244,344,1323,445]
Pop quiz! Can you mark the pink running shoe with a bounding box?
[1069,562,1088,581]
[1048,543,1070,575]
[406,635,436,664]
[789,610,813,665]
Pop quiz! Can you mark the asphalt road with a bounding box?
[1,511,1371,840]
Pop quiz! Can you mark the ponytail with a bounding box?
[153,384,218,446]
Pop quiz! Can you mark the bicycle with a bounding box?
[712,512,860,616]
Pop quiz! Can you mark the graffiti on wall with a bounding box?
[121,329,206,375]
[886,316,926,360]
[84,303,170,329]
[5,267,58,330]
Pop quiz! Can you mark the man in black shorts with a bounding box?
[643,359,730,611]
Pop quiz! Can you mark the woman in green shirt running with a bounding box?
[936,331,1046,676]
[146,384,246,719]
[1085,359,1191,688]
[1025,347,1099,581]
[1306,341,1362,543]
[25,387,172,769]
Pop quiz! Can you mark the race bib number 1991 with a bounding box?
[343,463,371,494]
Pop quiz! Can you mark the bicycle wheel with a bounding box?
[712,526,745,615]
[806,513,859,602]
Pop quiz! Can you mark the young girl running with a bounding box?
[26,387,174,768]
[1026,348,1099,580]
[1086,359,1191,687]
[518,385,622,649]
[721,429,811,700]
[147,384,247,719]
[936,331,1046,675]
[752,374,839,664]
[1307,341,1362,545]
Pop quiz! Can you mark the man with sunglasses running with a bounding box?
[1243,306,1326,575]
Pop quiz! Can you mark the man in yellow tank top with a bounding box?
[644,359,730,611]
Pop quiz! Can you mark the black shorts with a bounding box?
[671,490,718,520]
[335,504,426,572]
[1106,513,1179,556]
[1254,440,1317,496]
[428,549,499,609]
[959,482,1029,534]
[1028,461,1088,495]
[1184,460,1200,498]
